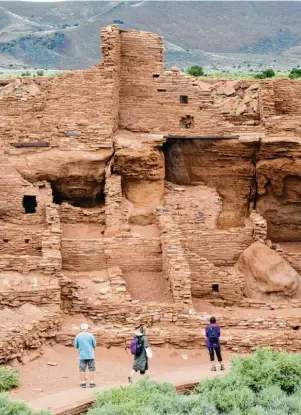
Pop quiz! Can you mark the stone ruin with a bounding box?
[1,25,301,363]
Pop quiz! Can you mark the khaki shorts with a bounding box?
[79,359,96,372]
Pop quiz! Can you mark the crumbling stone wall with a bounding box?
[0,25,121,151]
[156,209,192,305]
[119,30,260,135]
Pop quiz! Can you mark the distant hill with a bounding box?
[1,1,301,72]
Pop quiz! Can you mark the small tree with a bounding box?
[187,65,204,77]
[262,68,275,78]
[289,67,301,79]
[36,70,44,76]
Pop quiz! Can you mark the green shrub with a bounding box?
[254,73,267,79]
[36,70,44,76]
[230,348,301,393]
[90,350,301,415]
[254,68,275,79]
[91,379,176,415]
[289,68,301,79]
[262,68,275,78]
[0,366,20,392]
[21,71,31,77]
[187,65,204,77]
[0,394,51,415]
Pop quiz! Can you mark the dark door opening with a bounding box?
[23,195,37,214]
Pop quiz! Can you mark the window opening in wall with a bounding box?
[180,95,188,104]
[212,284,219,293]
[153,74,160,78]
[157,88,166,92]
[3,239,8,243]
[23,195,37,214]
[25,239,30,243]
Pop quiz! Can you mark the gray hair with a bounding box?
[80,323,89,331]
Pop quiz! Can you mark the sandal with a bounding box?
[128,376,133,384]
[90,382,96,388]
[80,382,86,388]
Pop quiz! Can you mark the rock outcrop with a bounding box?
[236,241,301,301]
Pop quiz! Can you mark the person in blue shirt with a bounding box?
[74,323,97,388]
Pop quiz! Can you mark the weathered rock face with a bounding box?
[164,137,258,228]
[8,149,112,205]
[123,179,164,225]
[236,241,301,301]
[256,139,301,241]
[114,148,164,181]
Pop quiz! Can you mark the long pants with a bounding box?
[208,347,222,362]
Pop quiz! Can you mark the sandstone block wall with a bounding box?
[189,253,244,304]
[61,236,162,272]
[0,157,51,225]
[0,225,43,256]
[119,30,260,136]
[0,25,121,152]
[104,167,123,229]
[250,211,268,243]
[60,203,105,224]
[156,209,192,305]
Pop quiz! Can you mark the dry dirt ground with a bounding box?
[10,344,231,407]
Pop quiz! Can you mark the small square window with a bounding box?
[3,239,8,243]
[157,88,166,92]
[153,74,160,78]
[23,195,37,214]
[212,284,219,293]
[25,239,30,243]
[180,95,188,104]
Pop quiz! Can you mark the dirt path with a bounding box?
[10,345,231,412]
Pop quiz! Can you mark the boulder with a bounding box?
[236,241,301,301]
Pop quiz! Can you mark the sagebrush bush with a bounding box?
[91,378,176,415]
[0,394,51,415]
[230,348,301,393]
[91,349,301,415]
[0,366,20,392]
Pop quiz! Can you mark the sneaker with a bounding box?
[211,365,216,371]
[90,382,96,388]
[80,382,86,388]
[128,376,133,384]
[221,364,225,371]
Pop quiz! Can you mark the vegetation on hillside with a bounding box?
[89,348,301,415]
[186,65,204,77]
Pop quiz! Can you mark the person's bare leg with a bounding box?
[80,371,86,387]
[89,371,95,382]
[128,369,135,383]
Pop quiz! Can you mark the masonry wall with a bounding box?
[59,203,105,224]
[0,157,51,225]
[119,30,261,136]
[156,210,192,305]
[0,26,121,152]
[61,236,162,272]
[0,226,43,255]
